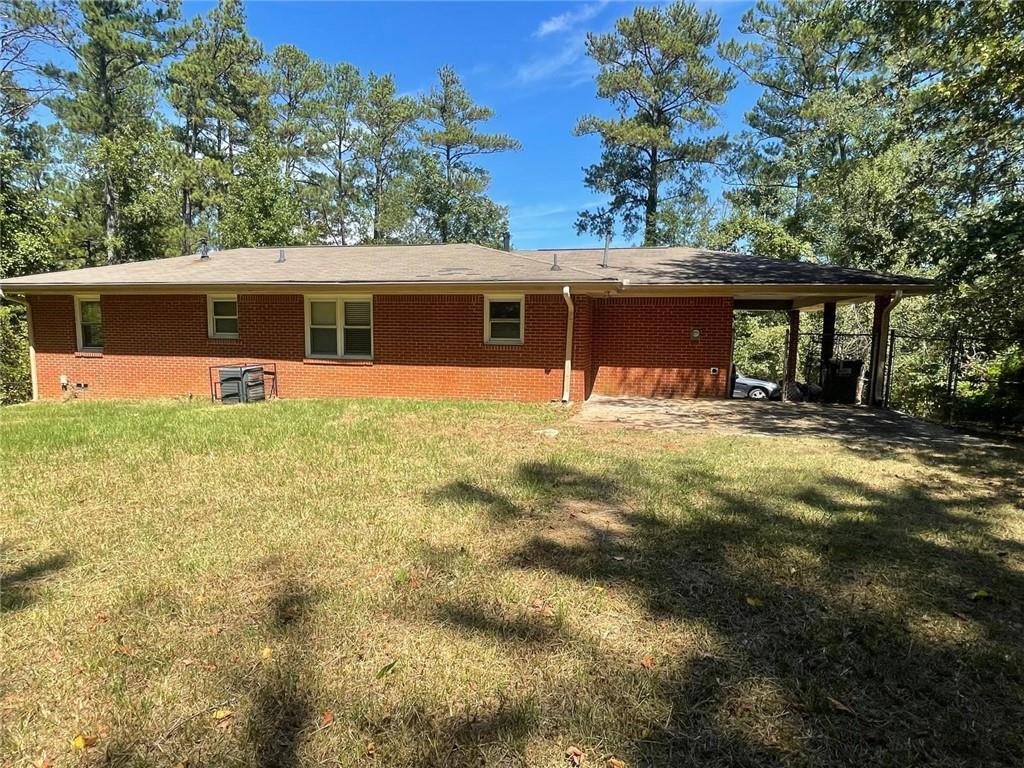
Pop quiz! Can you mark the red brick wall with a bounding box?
[590,296,734,398]
[28,292,734,402]
[28,293,587,402]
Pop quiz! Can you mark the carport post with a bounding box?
[867,292,901,406]
[821,301,837,366]
[783,309,800,401]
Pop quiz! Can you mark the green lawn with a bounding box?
[2,398,1023,767]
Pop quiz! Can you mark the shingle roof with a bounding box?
[519,247,935,288]
[0,244,615,290]
[0,242,934,293]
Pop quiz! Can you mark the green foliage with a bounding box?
[220,131,301,248]
[575,1,734,245]
[0,304,31,405]
[356,73,422,243]
[302,63,367,245]
[13,0,186,263]
[166,0,266,254]
[732,313,789,382]
[418,65,519,245]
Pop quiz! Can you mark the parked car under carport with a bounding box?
[732,371,781,400]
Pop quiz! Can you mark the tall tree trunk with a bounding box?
[440,144,453,244]
[372,166,383,242]
[98,50,118,264]
[104,172,118,264]
[181,186,193,255]
[181,123,197,255]
[644,148,659,246]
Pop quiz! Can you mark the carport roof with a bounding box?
[518,247,935,290]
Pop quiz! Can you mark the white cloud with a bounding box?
[514,37,590,85]
[513,1,608,88]
[534,1,608,38]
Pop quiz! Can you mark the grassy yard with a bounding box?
[2,398,1023,768]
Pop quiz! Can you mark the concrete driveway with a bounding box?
[576,395,985,449]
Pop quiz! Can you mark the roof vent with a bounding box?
[276,249,286,263]
[551,253,561,271]
[199,238,210,260]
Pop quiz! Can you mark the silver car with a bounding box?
[732,371,780,400]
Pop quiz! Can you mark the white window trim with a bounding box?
[304,295,373,360]
[74,294,103,352]
[207,294,239,339]
[484,294,525,345]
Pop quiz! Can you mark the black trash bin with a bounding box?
[821,359,863,404]
[218,364,265,404]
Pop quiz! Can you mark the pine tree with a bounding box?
[575,1,734,246]
[220,131,300,248]
[418,65,519,244]
[355,73,421,243]
[12,0,186,263]
[167,0,265,254]
[304,63,366,245]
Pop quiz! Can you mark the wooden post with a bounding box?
[821,301,837,363]
[867,295,892,406]
[783,309,800,401]
[819,301,837,401]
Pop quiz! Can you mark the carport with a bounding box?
[523,247,935,407]
[736,289,913,406]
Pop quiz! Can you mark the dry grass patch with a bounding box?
[2,398,1023,767]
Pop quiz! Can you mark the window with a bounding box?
[75,295,103,351]
[305,296,372,359]
[484,295,524,344]
[207,295,239,339]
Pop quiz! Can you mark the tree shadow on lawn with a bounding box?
[0,547,74,612]
[98,560,319,768]
[430,456,1024,766]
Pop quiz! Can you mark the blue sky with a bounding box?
[187,1,762,249]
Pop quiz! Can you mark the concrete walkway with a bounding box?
[576,395,987,449]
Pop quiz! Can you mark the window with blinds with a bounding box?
[305,296,373,359]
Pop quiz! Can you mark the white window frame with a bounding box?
[74,294,103,352]
[484,294,525,345]
[207,294,239,339]
[304,295,373,360]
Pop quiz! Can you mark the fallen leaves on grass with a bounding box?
[31,754,52,768]
[639,656,655,670]
[71,734,97,750]
[565,745,585,766]
[828,696,856,715]
[320,709,334,727]
[607,759,626,768]
[376,660,397,679]
[211,707,234,728]
[970,589,992,601]
[745,596,764,608]
[260,646,273,660]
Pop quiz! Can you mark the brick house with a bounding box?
[0,243,932,403]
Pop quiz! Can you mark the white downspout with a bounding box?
[0,288,38,401]
[561,285,574,403]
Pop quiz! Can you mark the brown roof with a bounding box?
[0,244,615,290]
[519,247,934,289]
[0,242,934,294]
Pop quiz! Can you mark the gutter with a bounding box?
[0,288,38,401]
[561,285,574,403]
